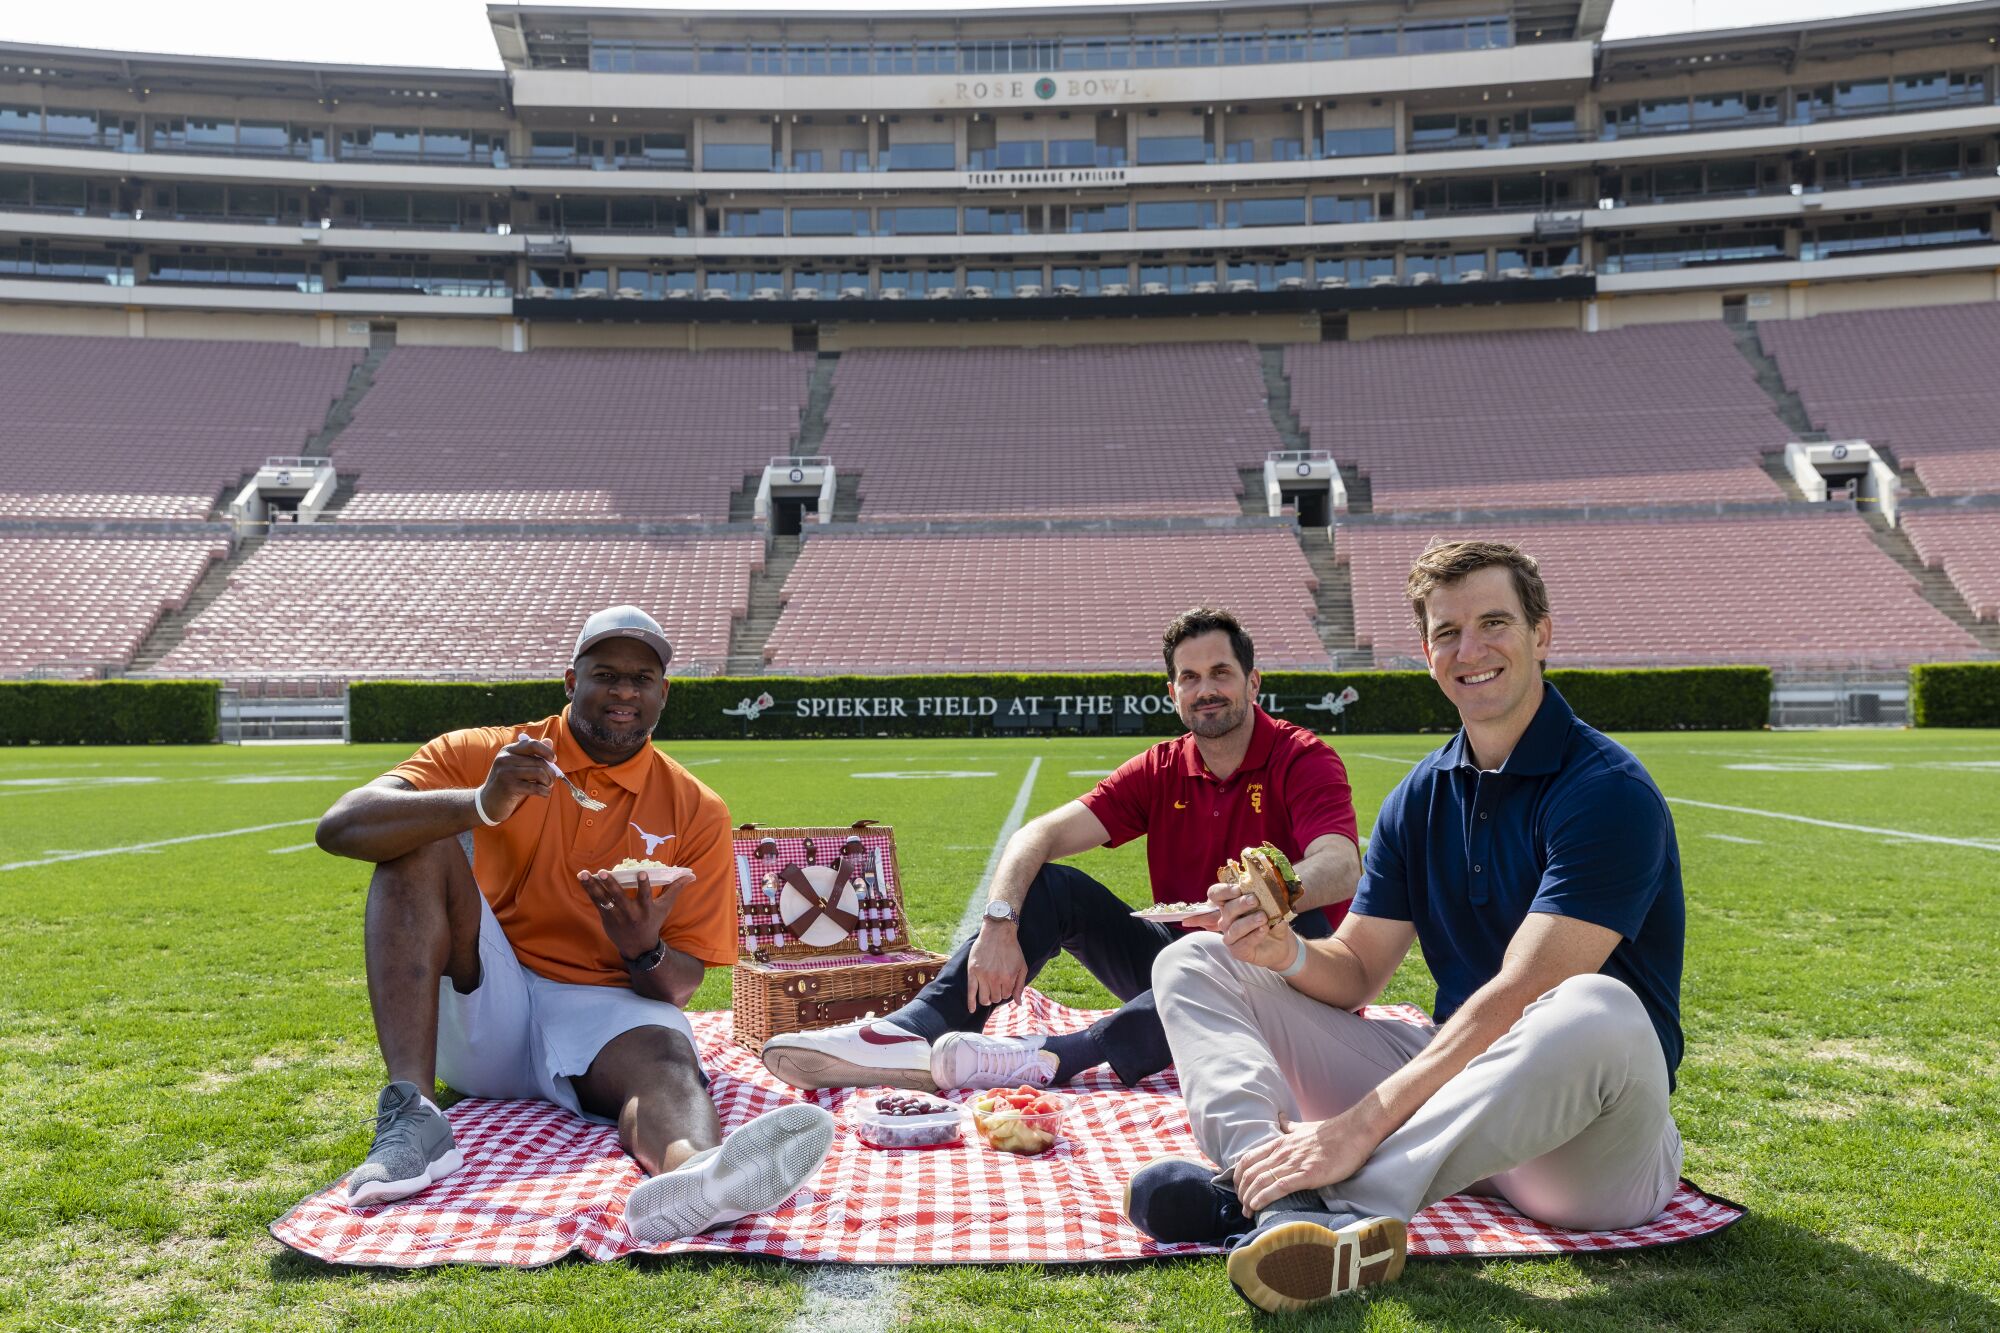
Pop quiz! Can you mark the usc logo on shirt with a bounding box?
[1248,783,1264,815]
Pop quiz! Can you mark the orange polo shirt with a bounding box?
[389,709,737,986]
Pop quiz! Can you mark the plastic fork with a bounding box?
[545,759,606,811]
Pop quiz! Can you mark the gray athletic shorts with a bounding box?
[435,834,701,1123]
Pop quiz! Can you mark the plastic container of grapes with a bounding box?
[853,1092,965,1150]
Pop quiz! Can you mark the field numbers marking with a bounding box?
[0,818,320,872]
[953,757,1043,947]
[1667,798,2000,853]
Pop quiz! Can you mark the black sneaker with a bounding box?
[1123,1156,1250,1243]
[345,1081,464,1207]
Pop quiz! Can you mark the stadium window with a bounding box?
[1638,98,1692,133]
[787,43,827,75]
[916,42,957,73]
[698,43,749,74]
[1833,79,1890,114]
[1047,137,1101,167]
[791,149,824,172]
[1222,139,1255,164]
[1323,127,1395,157]
[1707,159,1758,194]
[410,194,459,227]
[704,142,773,171]
[791,207,869,236]
[421,128,472,160]
[0,106,39,141]
[878,206,956,235]
[1272,138,1305,162]
[370,127,422,157]
[965,206,1027,234]
[0,173,28,208]
[1409,114,1460,149]
[721,207,785,237]
[1404,21,1468,53]
[1527,106,1576,139]
[637,133,689,168]
[1904,141,1964,177]
[1135,199,1215,230]
[838,148,871,173]
[885,141,955,171]
[1309,27,1345,61]
[1349,25,1397,56]
[1693,93,1747,126]
[874,43,914,74]
[529,132,579,164]
[1312,195,1375,224]
[1225,196,1307,228]
[1137,135,1210,165]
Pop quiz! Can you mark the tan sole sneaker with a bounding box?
[1226,1216,1407,1313]
[760,1046,937,1093]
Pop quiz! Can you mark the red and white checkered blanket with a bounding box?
[272,991,1744,1268]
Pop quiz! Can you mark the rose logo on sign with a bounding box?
[722,692,776,721]
[1035,77,1056,100]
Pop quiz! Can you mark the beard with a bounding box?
[1181,695,1248,739]
[569,708,654,758]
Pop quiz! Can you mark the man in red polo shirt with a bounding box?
[761,607,1362,1093]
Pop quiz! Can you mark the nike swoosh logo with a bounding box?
[1173,800,1188,809]
[858,1026,925,1046]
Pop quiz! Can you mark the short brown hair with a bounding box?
[1405,539,1550,640]
[1162,606,1255,676]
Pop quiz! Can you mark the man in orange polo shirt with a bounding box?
[315,606,832,1242]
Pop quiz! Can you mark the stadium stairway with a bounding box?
[1237,467,1266,517]
[306,347,391,457]
[1730,325,1821,442]
[728,474,760,523]
[1300,527,1366,665]
[831,470,862,522]
[724,533,800,675]
[797,353,839,455]
[1258,346,1311,452]
[129,532,263,672]
[1861,513,2000,653]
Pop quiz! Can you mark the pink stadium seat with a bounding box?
[332,348,813,522]
[156,534,762,678]
[0,533,228,673]
[1286,325,1793,512]
[1759,306,2000,499]
[1902,509,2000,622]
[819,345,1276,519]
[762,530,1329,671]
[0,334,361,520]
[1341,511,1981,668]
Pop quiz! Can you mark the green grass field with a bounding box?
[2,729,1997,1331]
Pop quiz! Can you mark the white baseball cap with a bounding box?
[573,605,673,670]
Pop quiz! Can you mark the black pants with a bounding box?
[886,863,1330,1087]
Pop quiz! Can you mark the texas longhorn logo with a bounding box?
[629,823,676,856]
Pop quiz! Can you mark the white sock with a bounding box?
[418,1094,443,1117]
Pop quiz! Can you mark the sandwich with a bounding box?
[1218,843,1304,923]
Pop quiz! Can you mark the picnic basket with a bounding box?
[729,821,947,1051]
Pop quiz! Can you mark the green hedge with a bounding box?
[349,666,1769,744]
[0,680,219,745]
[1910,662,2000,728]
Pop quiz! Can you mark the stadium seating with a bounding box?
[1340,511,1981,667]
[1758,306,2000,498]
[818,345,1276,519]
[1902,509,2000,622]
[332,348,813,522]
[1285,325,1793,512]
[0,334,360,520]
[156,534,762,677]
[0,532,229,674]
[761,529,1328,671]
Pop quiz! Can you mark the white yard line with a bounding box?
[952,756,1044,947]
[1703,833,1764,846]
[784,1267,903,1333]
[1350,752,1420,766]
[267,842,321,855]
[1666,798,2000,853]
[784,754,1042,1332]
[0,819,319,871]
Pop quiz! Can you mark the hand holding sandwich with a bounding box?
[1206,843,1308,973]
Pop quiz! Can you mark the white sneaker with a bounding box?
[624,1102,835,1244]
[930,1032,1058,1090]
[761,1019,935,1091]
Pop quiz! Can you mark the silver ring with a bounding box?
[596,899,613,911]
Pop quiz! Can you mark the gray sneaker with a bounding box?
[345,1080,465,1207]
[624,1102,835,1243]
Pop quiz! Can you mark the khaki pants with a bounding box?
[1153,933,1683,1231]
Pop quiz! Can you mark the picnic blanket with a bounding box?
[273,990,1744,1268]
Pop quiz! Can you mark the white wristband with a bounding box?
[1275,932,1310,979]
[472,786,503,827]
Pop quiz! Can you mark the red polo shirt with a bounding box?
[1079,708,1360,929]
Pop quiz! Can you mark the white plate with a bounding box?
[1129,902,1221,925]
[609,864,694,890]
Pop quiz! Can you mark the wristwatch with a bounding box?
[625,941,668,973]
[982,900,1020,926]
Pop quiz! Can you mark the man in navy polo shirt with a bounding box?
[760,606,1363,1093]
[1137,541,1686,1315]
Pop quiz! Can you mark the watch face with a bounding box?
[985,901,1013,920]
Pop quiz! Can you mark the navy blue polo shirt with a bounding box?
[1352,683,1685,1083]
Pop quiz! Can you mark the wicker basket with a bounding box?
[729,821,946,1051]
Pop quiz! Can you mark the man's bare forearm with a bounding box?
[1291,837,1361,914]
[1280,935,1382,1012]
[317,784,480,863]
[983,824,1054,913]
[630,947,706,1009]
